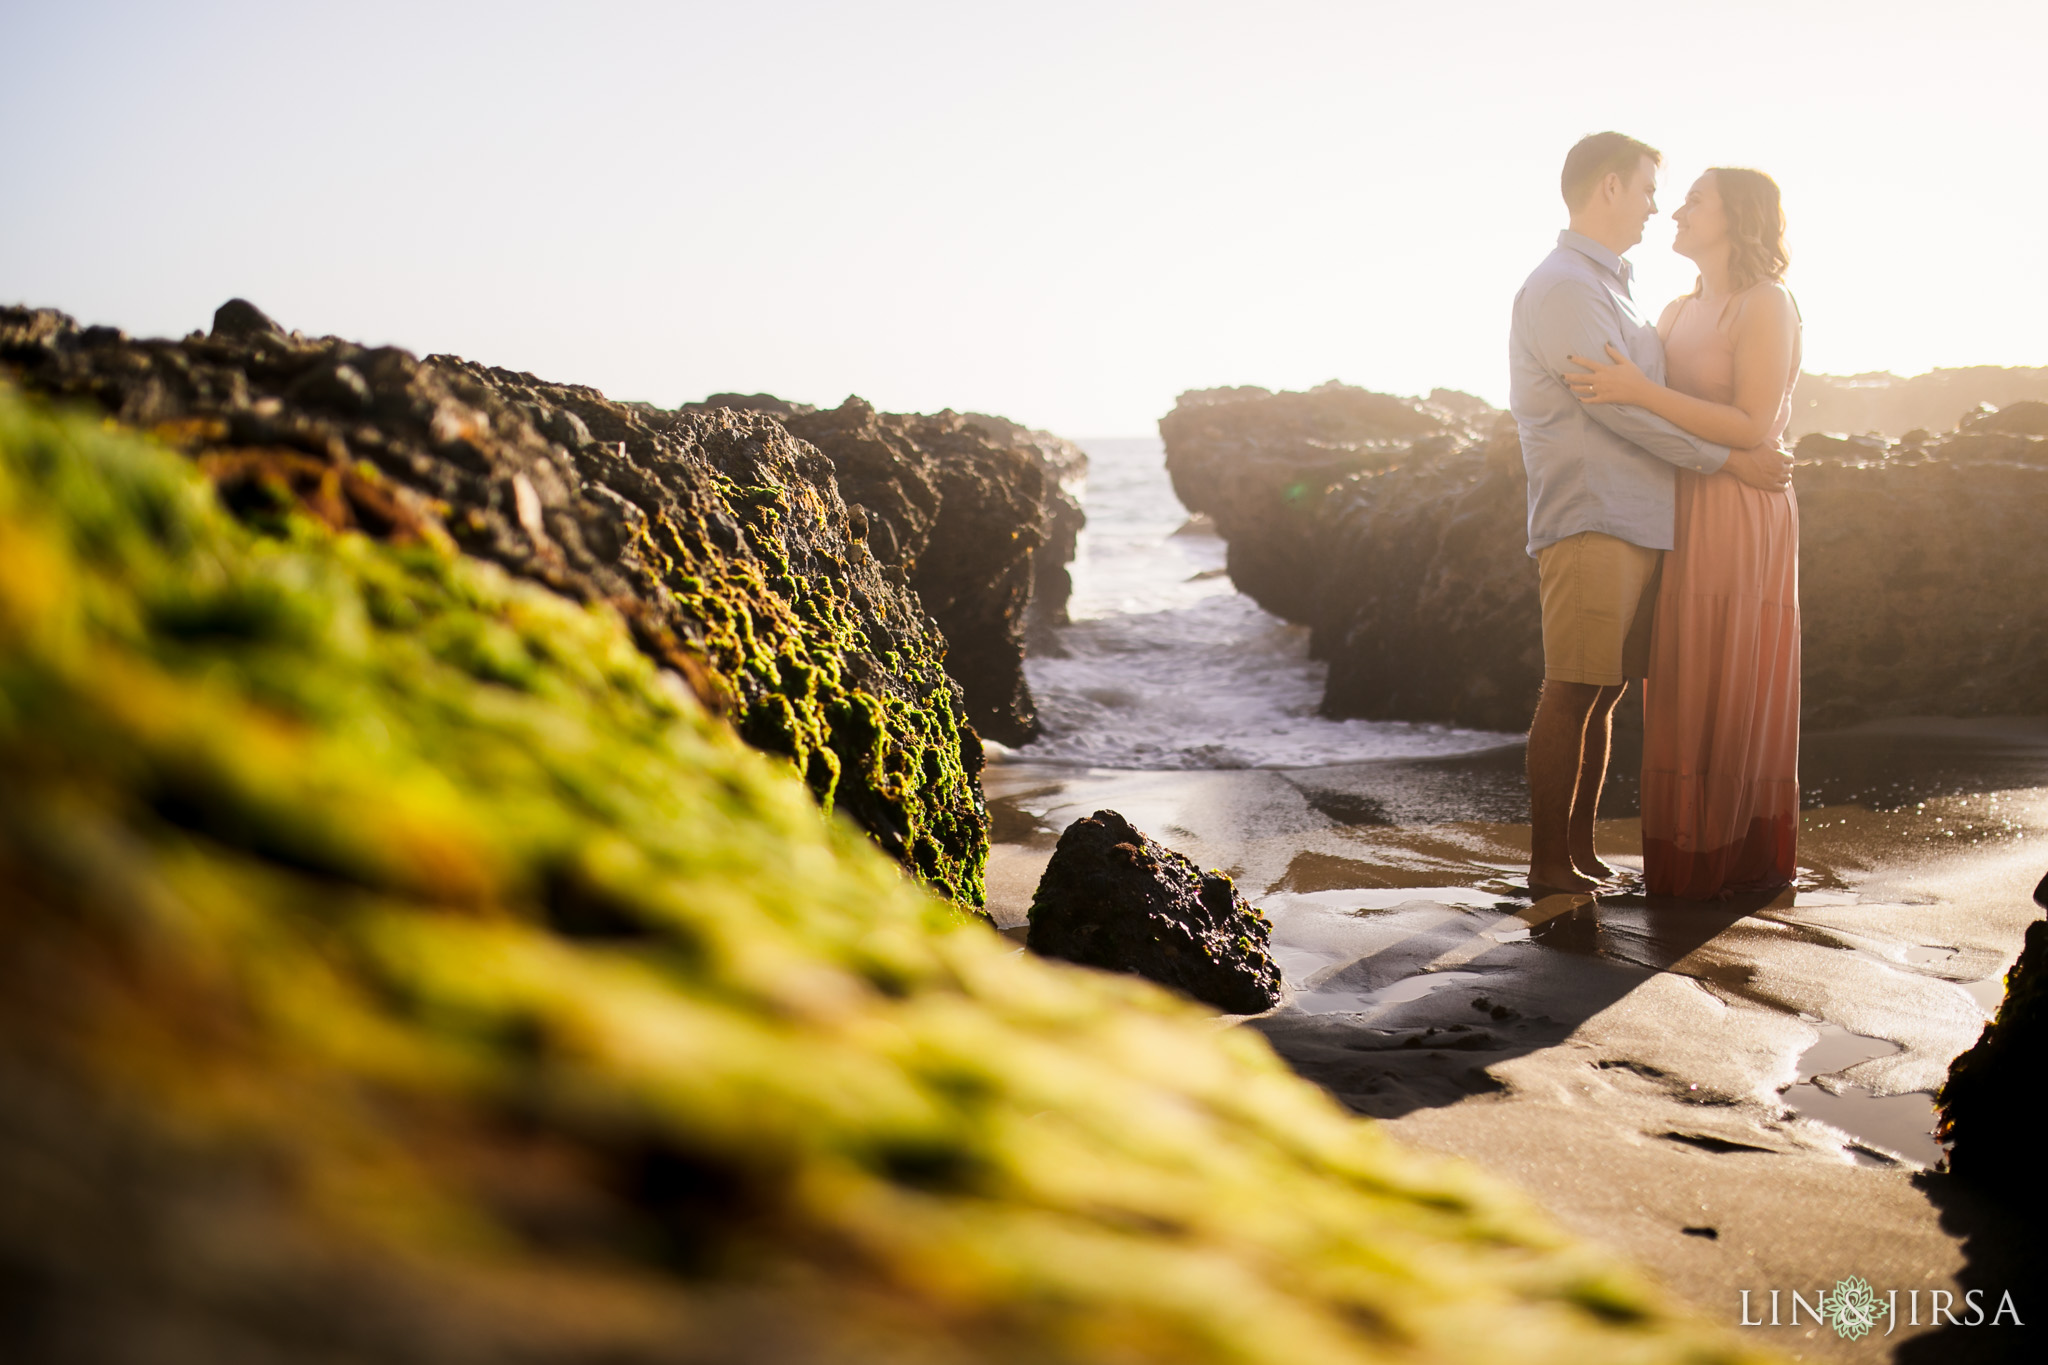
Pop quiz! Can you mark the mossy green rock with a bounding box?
[1,306,989,905]
[0,390,1770,1364]
[693,392,1088,747]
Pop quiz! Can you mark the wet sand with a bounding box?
[985,717,2048,1362]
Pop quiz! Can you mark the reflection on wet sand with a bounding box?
[985,717,2048,1361]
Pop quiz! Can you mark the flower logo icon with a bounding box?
[1824,1276,1882,1340]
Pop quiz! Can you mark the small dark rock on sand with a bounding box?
[1027,810,1282,1013]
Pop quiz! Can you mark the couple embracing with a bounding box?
[1511,131,1801,900]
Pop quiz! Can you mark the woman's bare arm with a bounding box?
[1565,285,1800,447]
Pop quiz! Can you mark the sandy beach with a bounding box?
[987,716,2048,1361]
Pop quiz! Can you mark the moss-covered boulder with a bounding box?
[0,389,1768,1364]
[705,393,1081,747]
[0,303,988,903]
[685,392,1088,742]
[1936,873,2048,1210]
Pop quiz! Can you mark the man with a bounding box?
[1509,131,1791,896]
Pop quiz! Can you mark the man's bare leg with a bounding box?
[1527,679,1604,894]
[1569,683,1627,881]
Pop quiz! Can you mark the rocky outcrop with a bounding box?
[1160,385,1541,732]
[963,410,1087,653]
[775,400,1059,746]
[1162,382,2048,733]
[690,397,1086,743]
[1305,413,1540,732]
[1792,408,2048,727]
[1161,383,1493,623]
[1937,873,2048,1209]
[0,301,989,903]
[1789,365,2048,439]
[0,391,1756,1365]
[1028,810,1282,1014]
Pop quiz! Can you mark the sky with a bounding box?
[4,0,2044,436]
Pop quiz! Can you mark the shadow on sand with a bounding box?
[1890,1173,2035,1363]
[1247,888,1768,1121]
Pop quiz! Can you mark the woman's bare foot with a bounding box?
[1573,857,1622,883]
[1528,863,1601,896]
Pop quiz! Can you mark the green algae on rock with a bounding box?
[0,304,990,905]
[0,390,1773,1364]
[692,392,1090,747]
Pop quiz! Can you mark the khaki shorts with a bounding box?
[1536,531,1662,685]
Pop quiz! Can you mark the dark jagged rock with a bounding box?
[1310,413,1542,733]
[764,397,1041,744]
[1936,874,2048,1209]
[0,303,988,903]
[1789,365,2048,438]
[963,410,1087,653]
[699,390,819,421]
[1160,384,1533,731]
[1162,382,2048,733]
[698,394,1082,747]
[1027,810,1282,1014]
[211,295,290,344]
[1792,419,2048,727]
[1971,398,2048,437]
[1161,383,1484,623]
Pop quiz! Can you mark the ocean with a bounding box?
[1006,436,1522,770]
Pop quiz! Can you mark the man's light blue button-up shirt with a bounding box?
[1509,230,1728,558]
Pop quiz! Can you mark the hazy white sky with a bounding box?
[4,0,2042,435]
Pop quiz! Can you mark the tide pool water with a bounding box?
[1011,436,1519,770]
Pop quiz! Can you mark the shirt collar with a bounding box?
[1557,229,1632,291]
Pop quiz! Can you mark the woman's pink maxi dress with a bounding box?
[1641,288,1802,898]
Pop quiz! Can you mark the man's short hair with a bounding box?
[1561,132,1661,210]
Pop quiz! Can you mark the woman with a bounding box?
[1565,167,1802,898]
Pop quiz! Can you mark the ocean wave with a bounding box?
[1016,593,1517,769]
[1011,435,1519,771]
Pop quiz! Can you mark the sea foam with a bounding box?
[1012,438,1518,770]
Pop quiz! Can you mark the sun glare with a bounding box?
[1,0,2041,433]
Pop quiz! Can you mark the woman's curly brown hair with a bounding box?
[1708,166,1789,293]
